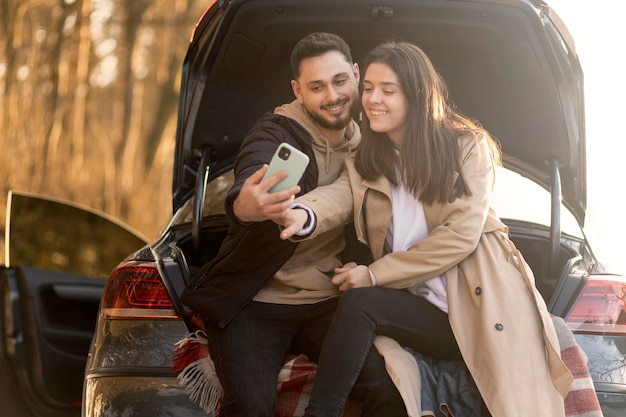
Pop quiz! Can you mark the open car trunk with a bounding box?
[172,0,586,301]
[174,0,585,219]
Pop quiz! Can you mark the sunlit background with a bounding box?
[1,0,624,274]
[548,0,626,273]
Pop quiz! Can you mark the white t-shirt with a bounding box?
[386,181,449,313]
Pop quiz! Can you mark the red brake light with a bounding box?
[101,261,180,319]
[565,275,626,334]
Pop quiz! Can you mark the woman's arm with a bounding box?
[278,163,355,239]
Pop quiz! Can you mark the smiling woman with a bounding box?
[548,0,626,273]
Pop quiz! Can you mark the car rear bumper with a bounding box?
[82,374,206,417]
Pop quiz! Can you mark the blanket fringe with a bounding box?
[173,330,223,416]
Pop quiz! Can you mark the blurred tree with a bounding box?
[0,0,208,240]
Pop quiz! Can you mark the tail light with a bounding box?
[565,274,626,334]
[101,261,180,319]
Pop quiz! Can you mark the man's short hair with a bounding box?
[290,32,353,79]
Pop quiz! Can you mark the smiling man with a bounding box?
[181,32,407,417]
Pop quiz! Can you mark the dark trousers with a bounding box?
[204,298,405,417]
[304,287,462,417]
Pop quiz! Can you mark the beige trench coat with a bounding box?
[297,133,573,416]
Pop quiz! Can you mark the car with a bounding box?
[1,0,625,416]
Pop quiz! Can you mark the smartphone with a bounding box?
[262,143,310,193]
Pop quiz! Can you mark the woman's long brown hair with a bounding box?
[355,41,501,204]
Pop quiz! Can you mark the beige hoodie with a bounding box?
[253,100,360,304]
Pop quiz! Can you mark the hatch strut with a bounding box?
[192,146,212,255]
[549,158,562,278]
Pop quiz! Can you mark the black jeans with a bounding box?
[204,298,405,417]
[304,287,462,417]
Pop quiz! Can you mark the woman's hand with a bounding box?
[332,262,374,291]
[277,208,309,240]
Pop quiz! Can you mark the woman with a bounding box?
[278,41,573,417]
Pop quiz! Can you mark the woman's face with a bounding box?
[361,62,409,147]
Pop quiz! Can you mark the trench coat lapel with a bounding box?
[359,175,392,258]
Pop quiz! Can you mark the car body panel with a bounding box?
[83,376,206,417]
[576,333,626,417]
[87,320,189,369]
[82,320,202,417]
[575,333,626,386]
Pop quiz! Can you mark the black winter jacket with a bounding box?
[181,113,319,328]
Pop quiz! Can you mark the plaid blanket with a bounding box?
[172,328,359,417]
[172,315,602,417]
[552,316,604,417]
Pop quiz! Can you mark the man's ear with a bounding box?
[291,79,303,103]
[353,63,360,84]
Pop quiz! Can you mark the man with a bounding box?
[181,33,406,417]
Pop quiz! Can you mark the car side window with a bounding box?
[5,191,147,278]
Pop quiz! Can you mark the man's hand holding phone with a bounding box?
[233,165,301,223]
[234,143,309,224]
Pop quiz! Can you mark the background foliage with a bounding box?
[0,0,209,257]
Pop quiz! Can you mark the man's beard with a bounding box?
[305,97,358,131]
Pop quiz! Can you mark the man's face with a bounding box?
[291,51,360,133]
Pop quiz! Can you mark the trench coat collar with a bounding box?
[361,174,391,198]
